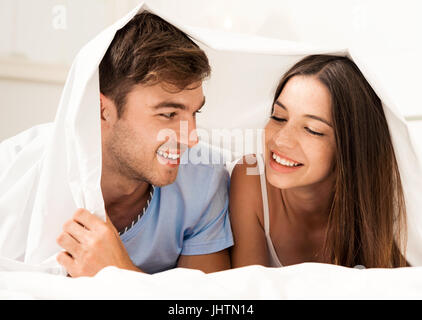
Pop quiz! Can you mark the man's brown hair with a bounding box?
[99,11,211,117]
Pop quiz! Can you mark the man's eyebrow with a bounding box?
[153,102,186,110]
[274,100,332,127]
[153,97,206,111]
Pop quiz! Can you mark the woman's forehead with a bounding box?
[278,75,332,119]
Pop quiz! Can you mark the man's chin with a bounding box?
[151,168,179,187]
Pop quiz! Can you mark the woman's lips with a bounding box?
[269,150,303,173]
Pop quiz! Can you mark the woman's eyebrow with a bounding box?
[274,100,332,128]
[274,100,287,110]
[305,114,333,128]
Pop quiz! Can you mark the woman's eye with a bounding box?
[161,112,177,119]
[270,115,287,122]
[305,127,324,136]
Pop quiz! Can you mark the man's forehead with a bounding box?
[126,82,205,110]
[131,81,202,95]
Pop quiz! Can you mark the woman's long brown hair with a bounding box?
[272,55,407,268]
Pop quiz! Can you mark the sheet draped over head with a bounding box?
[0,2,421,274]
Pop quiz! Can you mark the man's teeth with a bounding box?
[272,153,301,167]
[157,149,180,160]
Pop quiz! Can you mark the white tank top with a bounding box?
[256,154,283,267]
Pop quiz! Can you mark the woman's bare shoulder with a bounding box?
[229,154,269,267]
[230,154,261,187]
[229,154,263,210]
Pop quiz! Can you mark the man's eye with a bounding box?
[161,112,176,119]
[270,115,287,122]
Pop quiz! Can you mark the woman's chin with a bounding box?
[266,171,299,190]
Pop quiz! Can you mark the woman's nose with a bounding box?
[273,125,297,149]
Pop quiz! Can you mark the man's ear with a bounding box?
[100,93,112,121]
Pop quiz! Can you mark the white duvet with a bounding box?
[1,2,422,299]
[1,262,422,299]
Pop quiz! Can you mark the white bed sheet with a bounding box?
[1,263,422,299]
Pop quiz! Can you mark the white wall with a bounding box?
[0,78,62,138]
[1,0,421,142]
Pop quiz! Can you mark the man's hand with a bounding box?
[56,208,139,277]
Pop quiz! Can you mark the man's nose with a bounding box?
[178,119,199,149]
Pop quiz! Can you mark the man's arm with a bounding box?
[177,249,231,273]
[177,166,233,273]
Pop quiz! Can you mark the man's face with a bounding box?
[101,82,205,187]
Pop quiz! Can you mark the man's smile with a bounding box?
[156,148,182,167]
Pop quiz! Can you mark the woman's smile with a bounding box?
[269,150,304,173]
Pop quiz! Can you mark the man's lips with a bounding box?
[157,149,181,158]
[156,149,182,167]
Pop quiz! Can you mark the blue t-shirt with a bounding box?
[120,157,233,274]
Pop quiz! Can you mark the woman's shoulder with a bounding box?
[229,154,269,267]
[230,154,263,209]
[231,154,262,183]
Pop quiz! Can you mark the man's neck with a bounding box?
[101,165,150,222]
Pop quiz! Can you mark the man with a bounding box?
[0,11,233,277]
[55,11,234,276]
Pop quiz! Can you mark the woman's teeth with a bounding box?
[272,153,302,167]
[157,149,180,160]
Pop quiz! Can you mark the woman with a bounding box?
[229,55,407,268]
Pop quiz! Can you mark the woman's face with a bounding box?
[265,75,336,190]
